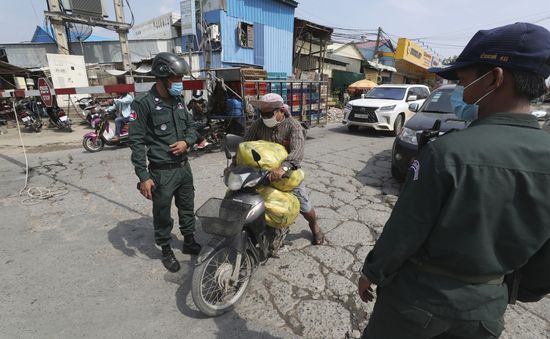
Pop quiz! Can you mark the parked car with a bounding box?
[391,84,468,182]
[342,84,430,136]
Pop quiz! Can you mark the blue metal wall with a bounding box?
[218,0,294,75]
[226,0,294,31]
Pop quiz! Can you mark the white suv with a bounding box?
[342,84,430,136]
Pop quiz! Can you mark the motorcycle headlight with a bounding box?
[225,172,246,191]
[398,127,418,145]
[377,105,396,112]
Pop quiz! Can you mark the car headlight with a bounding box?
[377,105,396,112]
[225,172,246,191]
[344,104,352,113]
[398,127,418,145]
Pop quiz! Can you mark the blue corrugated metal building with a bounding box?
[194,0,297,76]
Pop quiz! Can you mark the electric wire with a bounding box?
[10,98,69,206]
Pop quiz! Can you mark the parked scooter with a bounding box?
[46,105,72,132]
[82,110,133,152]
[15,98,43,132]
[191,135,291,317]
[191,118,226,152]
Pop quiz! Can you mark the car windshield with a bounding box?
[365,87,406,100]
[420,88,454,114]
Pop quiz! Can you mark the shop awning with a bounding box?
[0,60,31,75]
[366,60,396,73]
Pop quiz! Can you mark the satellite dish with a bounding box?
[68,23,93,42]
[68,23,93,60]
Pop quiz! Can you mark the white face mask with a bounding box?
[262,116,279,128]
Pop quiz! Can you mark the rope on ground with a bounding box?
[12,100,69,205]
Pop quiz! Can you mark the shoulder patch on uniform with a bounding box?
[409,160,420,181]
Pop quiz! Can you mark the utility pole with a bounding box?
[46,0,70,55]
[374,27,383,83]
[374,27,382,62]
[113,0,133,84]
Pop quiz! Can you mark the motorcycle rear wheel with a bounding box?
[191,246,253,317]
[82,136,104,152]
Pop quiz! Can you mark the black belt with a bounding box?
[409,259,504,285]
[148,160,187,171]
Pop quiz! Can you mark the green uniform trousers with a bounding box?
[362,292,504,339]
[150,161,195,246]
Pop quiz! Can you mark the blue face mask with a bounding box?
[450,71,495,121]
[168,82,183,97]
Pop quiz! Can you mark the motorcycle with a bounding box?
[191,135,290,317]
[15,98,43,132]
[77,97,111,128]
[192,118,226,152]
[46,106,72,132]
[82,110,133,152]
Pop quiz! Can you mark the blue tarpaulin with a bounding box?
[31,26,113,43]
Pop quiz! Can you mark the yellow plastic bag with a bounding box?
[257,186,300,229]
[271,169,305,192]
[236,140,288,171]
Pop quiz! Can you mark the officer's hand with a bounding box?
[358,274,375,303]
[169,141,188,156]
[140,179,155,200]
[268,167,286,182]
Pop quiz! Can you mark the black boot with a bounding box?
[182,234,201,255]
[161,245,180,272]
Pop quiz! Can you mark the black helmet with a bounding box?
[151,52,189,78]
[192,90,203,98]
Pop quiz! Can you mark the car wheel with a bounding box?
[391,164,406,183]
[392,114,405,136]
[347,125,359,132]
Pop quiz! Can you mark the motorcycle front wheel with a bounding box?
[82,136,104,152]
[191,246,254,317]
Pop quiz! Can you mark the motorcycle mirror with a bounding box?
[223,145,232,160]
[225,134,244,153]
[251,149,261,162]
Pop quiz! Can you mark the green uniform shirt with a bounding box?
[129,85,197,182]
[363,113,550,320]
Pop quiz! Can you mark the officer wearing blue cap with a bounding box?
[358,23,550,338]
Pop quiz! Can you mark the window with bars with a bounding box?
[238,22,254,49]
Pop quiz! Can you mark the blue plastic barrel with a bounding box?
[226,98,243,117]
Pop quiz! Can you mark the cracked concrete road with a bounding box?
[0,124,548,338]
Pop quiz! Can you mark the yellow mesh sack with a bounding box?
[236,140,288,170]
[257,186,300,229]
[271,169,305,192]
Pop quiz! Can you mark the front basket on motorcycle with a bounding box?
[196,198,252,237]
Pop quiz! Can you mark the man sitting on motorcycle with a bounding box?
[187,90,210,149]
[245,93,325,246]
[108,92,134,141]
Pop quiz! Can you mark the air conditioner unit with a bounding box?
[207,24,220,42]
[173,46,182,54]
[61,0,108,18]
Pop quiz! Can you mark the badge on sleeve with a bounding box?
[177,103,184,109]
[409,160,420,181]
[160,124,167,131]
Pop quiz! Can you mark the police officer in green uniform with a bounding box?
[358,23,550,338]
[129,52,201,273]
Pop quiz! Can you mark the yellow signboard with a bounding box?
[395,38,433,70]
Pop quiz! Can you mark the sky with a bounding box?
[2,0,550,58]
